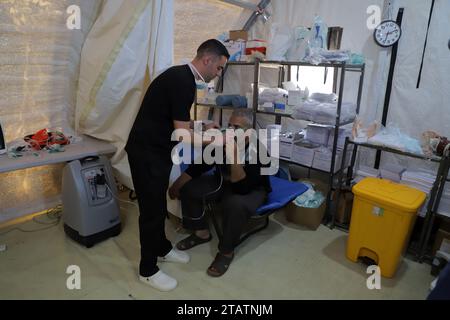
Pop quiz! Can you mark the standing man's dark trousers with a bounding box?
[180,175,267,253]
[126,147,173,277]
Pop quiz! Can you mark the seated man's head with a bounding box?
[225,109,256,153]
[227,109,253,131]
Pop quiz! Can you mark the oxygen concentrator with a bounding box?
[62,155,121,248]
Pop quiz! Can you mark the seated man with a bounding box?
[168,109,272,277]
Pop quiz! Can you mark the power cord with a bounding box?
[105,183,138,208]
[0,205,62,236]
[184,166,223,221]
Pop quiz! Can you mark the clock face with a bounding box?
[374,20,401,47]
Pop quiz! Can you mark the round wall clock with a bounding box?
[374,20,402,47]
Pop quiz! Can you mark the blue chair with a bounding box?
[197,167,308,246]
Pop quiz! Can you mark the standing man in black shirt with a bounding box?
[125,39,229,291]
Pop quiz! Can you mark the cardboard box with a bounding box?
[432,229,450,256]
[279,132,303,160]
[279,141,293,160]
[312,148,351,173]
[288,90,303,106]
[328,127,352,149]
[291,141,319,167]
[333,190,354,224]
[306,124,331,146]
[285,179,327,230]
[229,30,248,41]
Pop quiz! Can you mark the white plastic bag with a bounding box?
[266,24,293,61]
[368,125,424,155]
[286,26,310,61]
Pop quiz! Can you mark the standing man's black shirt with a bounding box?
[126,64,195,152]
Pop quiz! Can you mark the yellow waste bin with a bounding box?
[346,177,426,278]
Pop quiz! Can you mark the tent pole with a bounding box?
[219,0,258,11]
[416,0,436,89]
[242,0,271,31]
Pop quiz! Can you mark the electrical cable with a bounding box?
[184,166,224,221]
[0,205,62,236]
[105,183,138,208]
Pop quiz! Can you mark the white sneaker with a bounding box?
[159,248,190,264]
[139,270,177,292]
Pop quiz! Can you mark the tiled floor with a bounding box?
[0,198,434,300]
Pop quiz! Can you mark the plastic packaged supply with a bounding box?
[293,185,325,209]
[266,24,292,61]
[310,92,337,103]
[274,94,288,113]
[225,40,246,62]
[368,125,424,155]
[245,39,267,56]
[352,117,378,143]
[310,16,328,49]
[245,92,253,109]
[287,26,310,61]
[350,53,365,65]
[285,179,327,230]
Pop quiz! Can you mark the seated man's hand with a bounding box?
[204,122,220,131]
[204,130,225,148]
[168,185,180,200]
[169,172,192,199]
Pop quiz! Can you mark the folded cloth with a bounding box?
[231,96,247,108]
[216,95,240,106]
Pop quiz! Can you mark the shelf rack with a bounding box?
[194,59,366,221]
[332,137,450,262]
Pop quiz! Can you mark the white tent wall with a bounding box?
[174,0,245,65]
[174,0,247,124]
[227,0,450,170]
[0,0,247,223]
[0,0,101,223]
[1,0,449,223]
[75,0,174,190]
[221,0,387,131]
[379,0,450,170]
[76,0,249,191]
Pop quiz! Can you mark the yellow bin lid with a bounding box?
[352,177,427,212]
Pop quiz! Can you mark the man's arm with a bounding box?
[227,144,264,195]
[168,172,192,200]
[174,120,223,147]
[229,145,246,182]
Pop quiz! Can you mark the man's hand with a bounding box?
[168,172,192,200]
[225,141,238,164]
[204,122,220,131]
[168,184,181,200]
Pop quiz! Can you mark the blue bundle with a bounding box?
[216,95,239,106]
[231,96,248,108]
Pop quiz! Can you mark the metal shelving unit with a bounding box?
[332,137,450,262]
[194,59,366,220]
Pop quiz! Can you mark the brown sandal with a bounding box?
[176,233,212,251]
[207,252,234,277]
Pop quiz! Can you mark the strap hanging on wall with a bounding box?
[374,7,405,169]
[416,0,436,89]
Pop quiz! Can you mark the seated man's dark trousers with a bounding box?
[179,174,267,253]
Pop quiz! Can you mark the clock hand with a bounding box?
[385,31,392,41]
